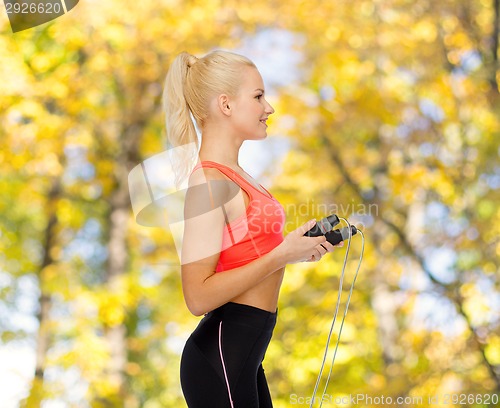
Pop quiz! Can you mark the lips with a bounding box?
[260,118,268,126]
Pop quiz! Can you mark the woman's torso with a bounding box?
[191,160,286,313]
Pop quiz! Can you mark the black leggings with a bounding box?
[180,302,278,408]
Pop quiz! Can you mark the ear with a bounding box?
[217,94,232,117]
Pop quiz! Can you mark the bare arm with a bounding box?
[180,168,331,316]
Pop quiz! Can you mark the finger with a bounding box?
[304,235,327,250]
[306,248,321,262]
[313,235,327,245]
[320,241,336,252]
[307,249,320,262]
[316,246,327,256]
[296,219,318,235]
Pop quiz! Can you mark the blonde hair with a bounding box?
[162,50,256,188]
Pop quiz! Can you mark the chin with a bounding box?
[259,129,269,138]
[245,133,267,141]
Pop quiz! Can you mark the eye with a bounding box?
[255,94,263,99]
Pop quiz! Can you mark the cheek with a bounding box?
[245,104,260,119]
[255,102,265,114]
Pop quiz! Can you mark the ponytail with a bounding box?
[162,52,199,189]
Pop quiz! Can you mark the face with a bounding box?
[229,66,275,141]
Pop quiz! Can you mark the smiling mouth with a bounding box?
[260,119,268,126]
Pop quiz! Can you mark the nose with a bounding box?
[265,98,275,115]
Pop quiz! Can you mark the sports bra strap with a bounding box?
[191,161,258,201]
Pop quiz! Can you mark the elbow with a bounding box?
[185,297,207,317]
[188,305,206,317]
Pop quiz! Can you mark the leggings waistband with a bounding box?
[206,302,277,331]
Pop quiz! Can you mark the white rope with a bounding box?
[309,218,365,407]
[318,228,365,407]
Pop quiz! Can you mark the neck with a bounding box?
[198,126,243,169]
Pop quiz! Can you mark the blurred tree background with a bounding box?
[0,0,499,407]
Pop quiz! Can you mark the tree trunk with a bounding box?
[22,179,62,407]
[99,100,144,406]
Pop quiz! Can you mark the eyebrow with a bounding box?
[254,88,265,93]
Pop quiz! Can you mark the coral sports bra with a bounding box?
[190,161,286,272]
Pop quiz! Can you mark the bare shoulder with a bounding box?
[185,166,240,212]
[188,166,228,186]
[184,168,238,222]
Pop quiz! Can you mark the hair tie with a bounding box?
[187,55,198,68]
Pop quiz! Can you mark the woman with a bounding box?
[162,50,343,408]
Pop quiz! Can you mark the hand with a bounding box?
[276,219,343,265]
[306,240,344,262]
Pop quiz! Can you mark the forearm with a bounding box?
[187,246,286,315]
